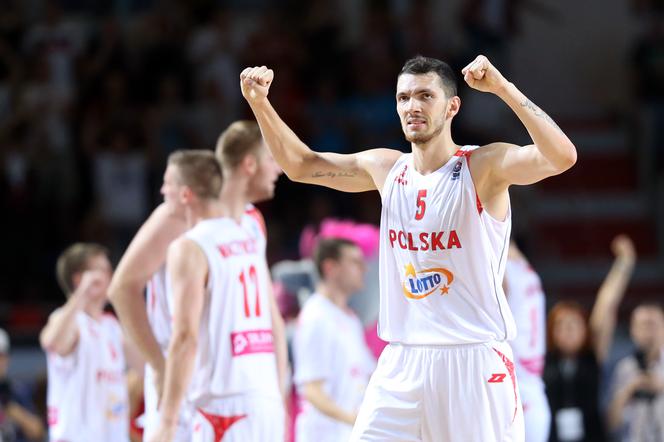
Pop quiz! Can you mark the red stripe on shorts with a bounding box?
[492,347,518,423]
[198,409,247,442]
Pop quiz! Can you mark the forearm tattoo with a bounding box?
[312,170,357,179]
[520,99,562,132]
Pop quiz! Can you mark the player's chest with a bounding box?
[387,177,468,229]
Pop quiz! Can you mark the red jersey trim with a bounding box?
[245,207,267,239]
[454,149,483,215]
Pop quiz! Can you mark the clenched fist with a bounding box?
[240,66,274,103]
[611,235,636,261]
[461,55,508,94]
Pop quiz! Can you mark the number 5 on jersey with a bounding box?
[239,265,261,318]
[415,189,427,220]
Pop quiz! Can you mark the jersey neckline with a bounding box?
[407,146,470,178]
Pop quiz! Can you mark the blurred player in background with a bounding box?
[504,240,550,442]
[149,150,284,442]
[293,238,375,442]
[109,120,286,441]
[41,243,140,442]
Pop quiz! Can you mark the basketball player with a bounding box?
[108,121,286,441]
[504,241,550,442]
[148,150,284,442]
[240,54,577,441]
[40,243,131,442]
[293,238,376,442]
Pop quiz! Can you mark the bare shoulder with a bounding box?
[112,204,186,283]
[473,142,519,158]
[470,142,521,177]
[168,236,198,256]
[47,307,66,322]
[167,237,205,265]
[148,203,188,233]
[357,148,404,192]
[167,237,208,285]
[357,148,403,170]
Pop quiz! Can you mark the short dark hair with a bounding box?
[400,55,457,99]
[313,238,358,279]
[56,243,109,297]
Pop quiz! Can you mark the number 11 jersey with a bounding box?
[176,209,280,404]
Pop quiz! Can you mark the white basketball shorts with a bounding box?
[350,341,524,442]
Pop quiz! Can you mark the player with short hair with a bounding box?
[149,149,285,442]
[241,54,577,441]
[293,238,376,442]
[109,121,286,441]
[41,243,131,442]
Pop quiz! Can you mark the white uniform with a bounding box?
[506,257,550,442]
[46,312,129,442]
[351,148,524,441]
[294,293,376,442]
[177,211,283,442]
[143,266,193,441]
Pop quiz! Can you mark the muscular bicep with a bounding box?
[296,148,401,193]
[486,143,562,186]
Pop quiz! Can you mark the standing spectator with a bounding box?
[505,240,550,442]
[608,302,664,441]
[544,235,636,441]
[0,328,45,442]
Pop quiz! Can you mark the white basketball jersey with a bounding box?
[146,265,171,352]
[179,212,280,404]
[505,257,546,385]
[378,148,516,345]
[47,313,129,442]
[294,293,376,442]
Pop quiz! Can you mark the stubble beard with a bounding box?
[404,119,445,146]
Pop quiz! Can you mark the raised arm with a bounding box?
[108,204,186,379]
[461,55,577,190]
[240,66,401,194]
[39,270,107,356]
[589,235,636,364]
[150,238,207,442]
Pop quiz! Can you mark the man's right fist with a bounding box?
[240,66,274,102]
[611,234,636,261]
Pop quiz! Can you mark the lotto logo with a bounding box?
[488,373,507,383]
[401,263,454,300]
